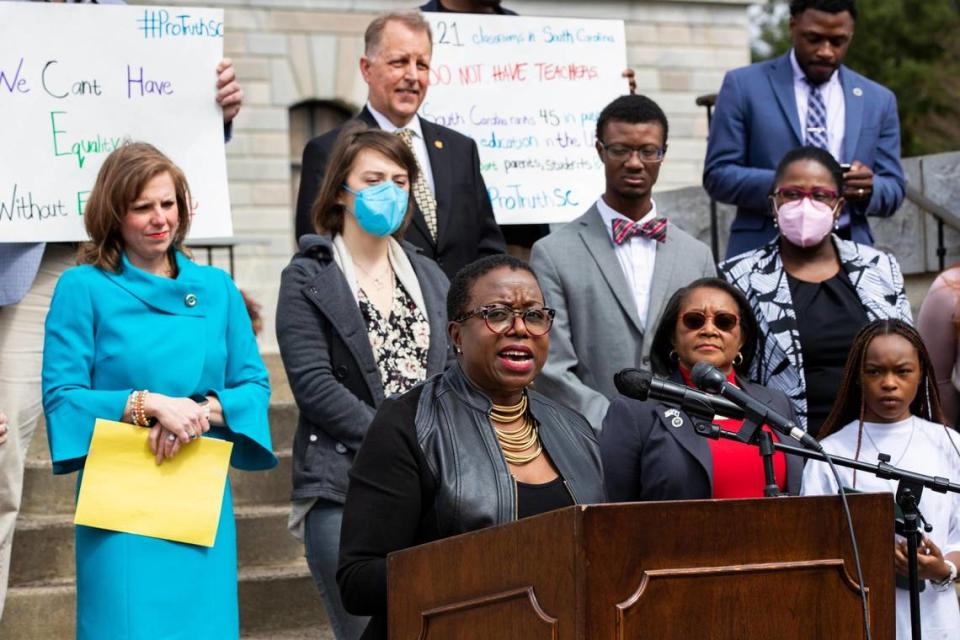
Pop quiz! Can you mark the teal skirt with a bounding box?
[75,480,238,640]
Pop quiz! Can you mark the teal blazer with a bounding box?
[42,251,276,474]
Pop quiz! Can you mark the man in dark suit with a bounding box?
[703,0,905,258]
[294,10,505,279]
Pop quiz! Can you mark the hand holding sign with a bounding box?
[0,3,232,243]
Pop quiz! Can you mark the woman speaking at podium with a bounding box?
[336,255,605,639]
[601,277,804,501]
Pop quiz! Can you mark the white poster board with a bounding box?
[0,3,231,242]
[421,14,627,225]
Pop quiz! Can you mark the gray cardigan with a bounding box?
[276,234,451,503]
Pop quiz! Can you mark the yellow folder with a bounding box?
[74,419,234,547]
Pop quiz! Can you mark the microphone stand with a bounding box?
[693,420,960,640]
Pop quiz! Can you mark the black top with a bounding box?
[788,271,869,437]
[419,0,518,15]
[337,385,575,640]
[516,476,573,520]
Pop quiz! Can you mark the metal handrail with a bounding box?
[905,184,960,272]
[905,184,960,230]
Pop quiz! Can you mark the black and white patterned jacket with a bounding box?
[720,235,912,429]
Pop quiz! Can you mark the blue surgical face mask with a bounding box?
[343,181,409,237]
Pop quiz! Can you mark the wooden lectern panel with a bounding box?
[418,587,558,640]
[389,494,893,639]
[388,508,580,639]
[583,495,892,639]
[616,560,868,639]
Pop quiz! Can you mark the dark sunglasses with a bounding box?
[681,311,739,333]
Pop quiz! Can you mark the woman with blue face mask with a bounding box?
[276,125,451,640]
[720,146,912,438]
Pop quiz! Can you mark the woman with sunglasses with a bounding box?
[720,146,911,437]
[601,277,804,502]
[336,255,605,639]
[276,125,451,639]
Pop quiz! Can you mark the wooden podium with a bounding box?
[388,494,893,639]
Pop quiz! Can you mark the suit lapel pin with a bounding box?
[663,408,684,429]
[853,87,863,97]
[434,140,444,150]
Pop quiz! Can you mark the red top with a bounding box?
[680,367,787,498]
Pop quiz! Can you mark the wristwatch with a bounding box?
[932,559,958,591]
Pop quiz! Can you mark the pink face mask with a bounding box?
[775,197,836,248]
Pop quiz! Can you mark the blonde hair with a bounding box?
[364,10,432,56]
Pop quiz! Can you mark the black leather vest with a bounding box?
[413,366,605,538]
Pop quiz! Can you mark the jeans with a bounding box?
[304,501,369,640]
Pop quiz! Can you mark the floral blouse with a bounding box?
[357,281,430,397]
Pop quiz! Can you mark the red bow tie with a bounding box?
[612,217,668,245]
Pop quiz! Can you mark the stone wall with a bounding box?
[152,0,751,352]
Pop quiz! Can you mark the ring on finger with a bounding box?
[189,430,197,440]
[166,433,177,443]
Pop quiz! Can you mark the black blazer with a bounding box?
[600,371,804,501]
[294,107,506,279]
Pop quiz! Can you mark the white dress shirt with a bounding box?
[596,197,658,327]
[366,102,437,196]
[790,49,846,162]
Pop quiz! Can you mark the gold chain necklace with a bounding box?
[490,394,541,465]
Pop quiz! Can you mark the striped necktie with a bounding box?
[611,217,668,245]
[396,128,438,240]
[805,80,829,150]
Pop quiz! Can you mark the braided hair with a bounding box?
[818,319,957,487]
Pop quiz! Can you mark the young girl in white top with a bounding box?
[802,319,960,640]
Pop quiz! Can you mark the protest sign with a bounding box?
[421,14,627,224]
[0,3,231,242]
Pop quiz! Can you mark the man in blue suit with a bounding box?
[704,0,905,258]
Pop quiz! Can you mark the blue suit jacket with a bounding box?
[703,52,905,258]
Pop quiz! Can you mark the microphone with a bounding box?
[613,368,745,422]
[690,361,821,450]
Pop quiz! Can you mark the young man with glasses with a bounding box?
[703,0,905,258]
[530,94,716,430]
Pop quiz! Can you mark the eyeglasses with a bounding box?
[681,311,739,333]
[598,142,664,163]
[773,187,840,206]
[454,304,556,337]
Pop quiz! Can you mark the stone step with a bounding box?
[10,504,304,586]
[0,561,328,640]
[21,447,295,517]
[25,401,300,465]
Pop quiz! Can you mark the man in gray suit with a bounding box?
[530,95,716,429]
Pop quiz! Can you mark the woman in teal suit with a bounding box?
[41,142,276,639]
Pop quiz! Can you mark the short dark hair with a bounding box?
[789,0,857,21]
[311,123,419,237]
[595,94,669,146]
[447,254,540,321]
[772,146,845,194]
[649,277,759,377]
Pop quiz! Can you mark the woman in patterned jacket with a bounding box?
[720,146,911,437]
